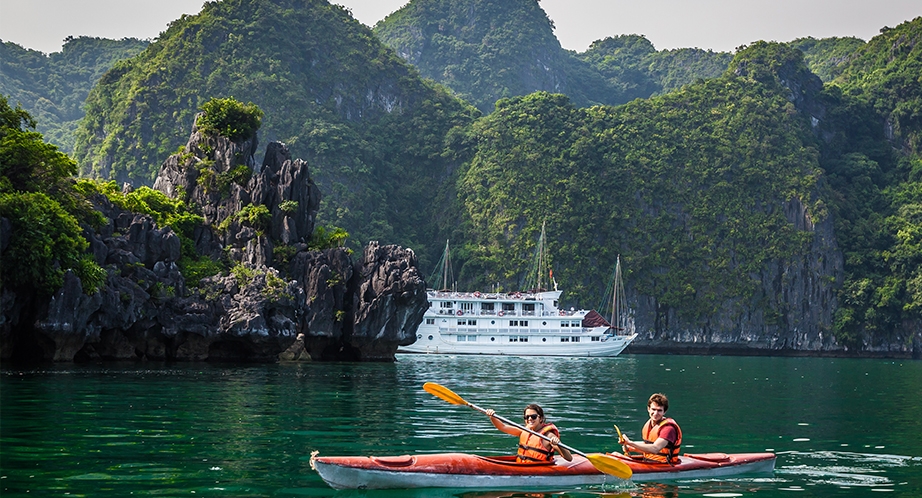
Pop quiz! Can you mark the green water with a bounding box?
[1,355,920,497]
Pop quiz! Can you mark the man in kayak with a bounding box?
[620,393,683,464]
[485,404,573,462]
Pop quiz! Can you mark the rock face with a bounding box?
[0,116,428,363]
[627,196,847,355]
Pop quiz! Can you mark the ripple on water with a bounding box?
[776,450,917,489]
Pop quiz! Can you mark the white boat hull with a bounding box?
[399,333,636,356]
[400,290,636,357]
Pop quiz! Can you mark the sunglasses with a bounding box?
[524,414,540,421]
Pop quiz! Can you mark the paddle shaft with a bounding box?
[466,401,588,458]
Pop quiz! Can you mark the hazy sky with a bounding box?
[1,0,919,55]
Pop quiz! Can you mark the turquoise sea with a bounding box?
[2,354,920,497]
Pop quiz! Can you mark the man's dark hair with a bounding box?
[648,393,669,411]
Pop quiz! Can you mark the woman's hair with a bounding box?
[648,393,669,411]
[524,403,545,421]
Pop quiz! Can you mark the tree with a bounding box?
[0,95,104,295]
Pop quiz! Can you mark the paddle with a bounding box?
[422,382,633,479]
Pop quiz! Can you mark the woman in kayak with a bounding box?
[620,392,683,464]
[485,404,573,462]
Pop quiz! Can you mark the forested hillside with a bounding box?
[450,43,830,331]
[372,0,617,113]
[71,0,477,264]
[819,17,922,347]
[0,37,148,152]
[577,35,733,99]
[790,36,866,82]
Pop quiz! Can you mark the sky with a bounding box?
[1,0,919,55]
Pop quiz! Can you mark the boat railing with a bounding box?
[439,309,521,317]
[430,290,552,301]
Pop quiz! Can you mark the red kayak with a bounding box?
[310,451,776,490]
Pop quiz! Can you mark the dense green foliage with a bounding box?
[578,35,733,99]
[197,97,263,141]
[0,96,105,295]
[817,17,922,345]
[73,0,477,265]
[308,225,350,250]
[373,0,619,113]
[374,2,733,114]
[790,36,866,82]
[452,56,821,315]
[0,37,148,153]
[833,17,922,156]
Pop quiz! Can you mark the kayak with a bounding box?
[310,451,776,490]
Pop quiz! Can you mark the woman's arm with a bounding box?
[485,409,522,436]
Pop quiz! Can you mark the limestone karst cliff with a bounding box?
[0,111,428,363]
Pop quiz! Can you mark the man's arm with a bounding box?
[621,434,669,453]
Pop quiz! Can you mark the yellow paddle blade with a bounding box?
[423,382,468,406]
[585,453,633,479]
[614,424,624,444]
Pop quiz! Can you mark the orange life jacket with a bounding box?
[641,417,682,464]
[516,423,559,463]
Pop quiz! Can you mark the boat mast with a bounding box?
[428,240,454,291]
[526,221,549,292]
[611,255,626,333]
[536,221,547,292]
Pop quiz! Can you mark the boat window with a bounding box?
[481,302,495,311]
[460,302,474,311]
[572,337,580,342]
[591,336,600,342]
[508,336,529,342]
[428,335,433,340]
[425,318,435,325]
[561,321,569,328]
[560,337,570,342]
[440,301,453,308]
[501,303,515,311]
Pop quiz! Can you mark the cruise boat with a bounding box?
[399,231,637,357]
